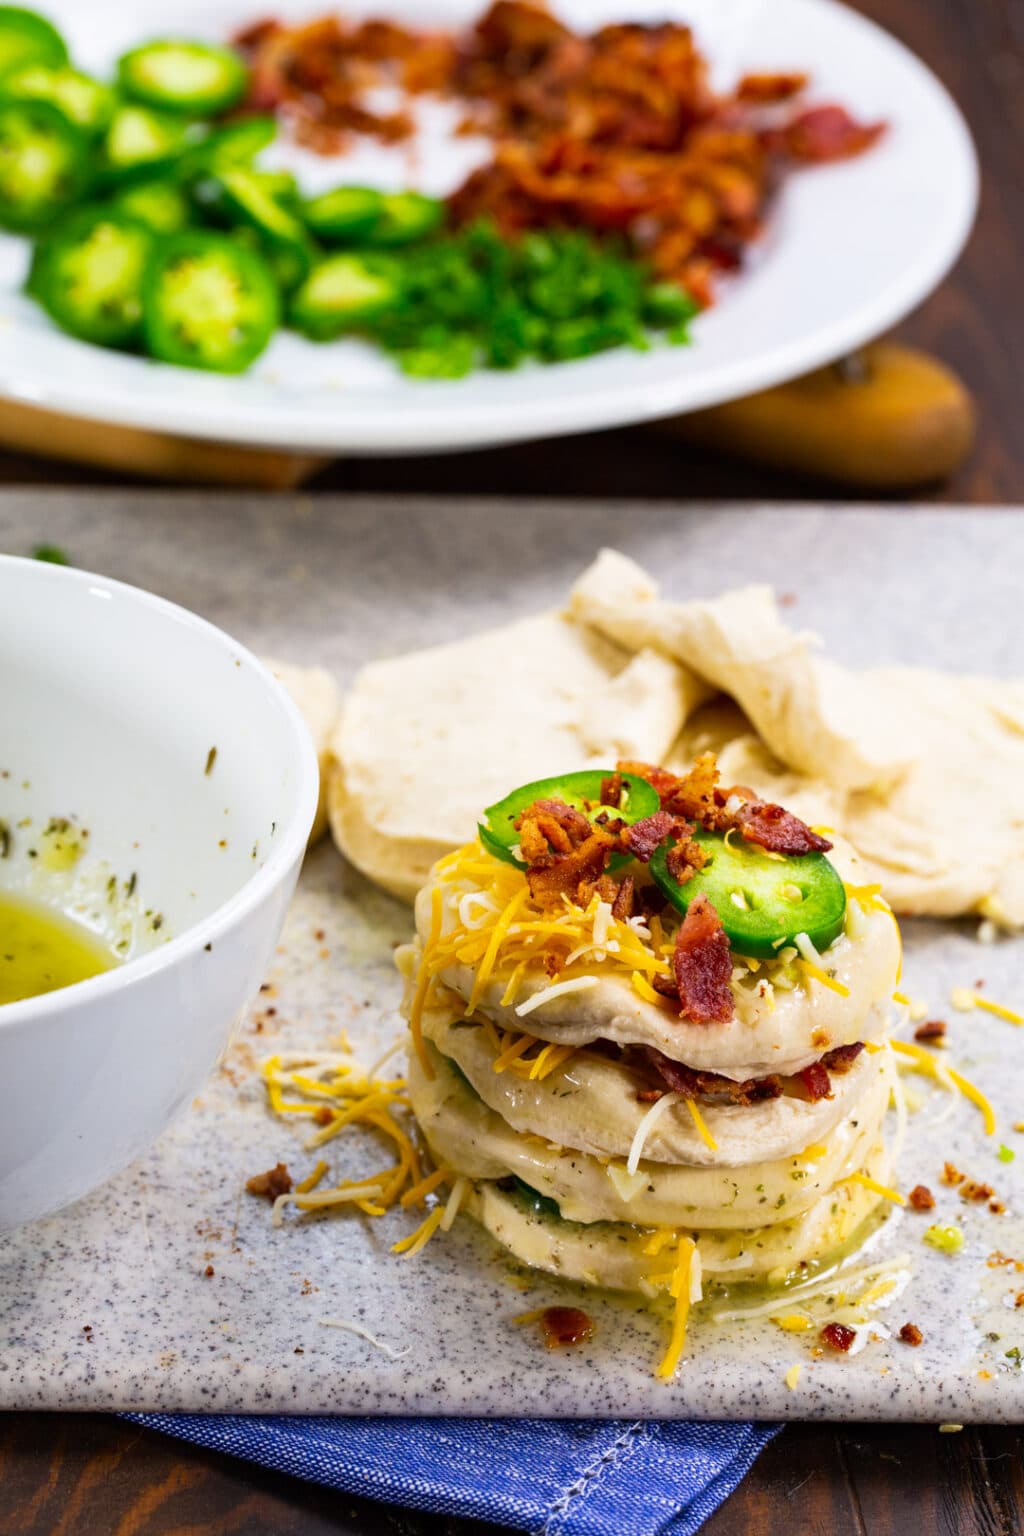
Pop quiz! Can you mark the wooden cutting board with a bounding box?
[0,342,974,489]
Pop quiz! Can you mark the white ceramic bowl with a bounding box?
[0,556,319,1229]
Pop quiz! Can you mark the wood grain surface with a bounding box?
[1,0,1022,1532]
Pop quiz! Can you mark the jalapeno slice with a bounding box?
[179,114,276,176]
[0,7,67,78]
[141,231,278,373]
[213,166,309,251]
[479,769,661,869]
[370,191,444,246]
[0,97,86,230]
[112,177,191,234]
[289,253,401,340]
[649,829,847,959]
[118,40,248,118]
[302,185,384,243]
[102,103,191,179]
[30,205,153,346]
[0,63,114,135]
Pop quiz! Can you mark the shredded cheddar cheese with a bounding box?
[844,1172,905,1206]
[891,1039,996,1135]
[683,1097,718,1152]
[773,1314,813,1333]
[796,958,850,997]
[654,1235,697,1380]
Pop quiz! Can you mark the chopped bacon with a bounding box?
[577,873,620,908]
[799,1061,832,1101]
[621,810,678,863]
[914,1019,946,1043]
[737,71,808,103]
[526,826,619,907]
[821,1042,864,1074]
[820,1322,856,1352]
[665,825,706,884]
[909,1184,935,1211]
[898,1323,923,1347]
[600,771,624,807]
[768,104,886,163]
[245,1162,292,1201]
[672,893,734,1024]
[640,1046,781,1104]
[515,797,592,863]
[616,760,682,803]
[733,798,832,855]
[611,874,635,921]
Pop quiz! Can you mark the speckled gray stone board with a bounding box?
[1,493,1023,1422]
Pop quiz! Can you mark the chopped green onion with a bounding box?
[923,1223,965,1254]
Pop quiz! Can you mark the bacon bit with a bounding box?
[637,1087,665,1103]
[942,1162,965,1187]
[898,1323,923,1347]
[799,1061,833,1101]
[578,873,620,908]
[1015,1292,1024,1309]
[914,1019,947,1043]
[245,1162,292,1201]
[821,1042,864,1074]
[313,1105,334,1126]
[622,810,679,863]
[733,798,832,855]
[539,1306,595,1348]
[909,1184,936,1211]
[960,1180,995,1204]
[767,104,886,163]
[990,1200,1006,1215]
[820,1321,857,1353]
[988,1251,1024,1271]
[527,826,618,907]
[737,71,809,102]
[672,894,734,1024]
[666,832,706,884]
[204,1264,215,1278]
[611,874,635,922]
[640,1045,781,1105]
[515,798,592,862]
[616,760,682,803]
[544,951,563,978]
[600,772,624,807]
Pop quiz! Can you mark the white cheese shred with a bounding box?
[627,1091,683,1176]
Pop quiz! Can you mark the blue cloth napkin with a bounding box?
[124,1413,779,1535]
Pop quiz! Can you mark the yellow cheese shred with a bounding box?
[844,1171,905,1206]
[974,996,1024,1026]
[655,1236,696,1380]
[796,958,850,998]
[891,1038,996,1135]
[683,1097,718,1152]
[392,1204,446,1257]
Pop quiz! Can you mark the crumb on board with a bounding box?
[246,1163,293,1201]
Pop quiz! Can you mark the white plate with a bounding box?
[0,0,977,454]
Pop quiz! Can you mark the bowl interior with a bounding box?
[0,556,315,972]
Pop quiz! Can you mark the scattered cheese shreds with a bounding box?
[655,1237,696,1380]
[408,886,444,1078]
[774,1314,813,1333]
[319,1318,411,1359]
[628,1091,683,1176]
[797,957,850,998]
[845,1171,906,1206]
[785,1363,803,1391]
[891,1039,996,1136]
[393,1204,446,1257]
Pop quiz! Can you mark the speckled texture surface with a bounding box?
[0,494,1023,1422]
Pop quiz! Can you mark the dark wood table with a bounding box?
[2,0,1022,1531]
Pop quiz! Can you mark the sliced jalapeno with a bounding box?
[30,205,153,346]
[142,231,278,373]
[102,102,191,179]
[112,177,191,234]
[0,97,86,230]
[289,253,401,340]
[479,769,661,869]
[0,7,67,78]
[118,39,248,118]
[301,185,383,243]
[178,114,275,176]
[213,166,309,254]
[649,829,847,959]
[370,191,444,246]
[0,63,113,135]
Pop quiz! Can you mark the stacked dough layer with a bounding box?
[403,856,902,1294]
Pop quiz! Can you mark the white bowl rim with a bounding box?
[0,553,321,1033]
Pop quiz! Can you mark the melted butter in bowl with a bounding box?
[0,892,116,1006]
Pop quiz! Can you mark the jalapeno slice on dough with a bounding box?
[479,769,660,869]
[649,828,847,959]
